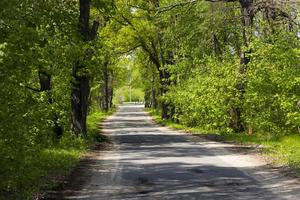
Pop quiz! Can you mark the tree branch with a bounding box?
[113,44,141,56]
[89,20,100,41]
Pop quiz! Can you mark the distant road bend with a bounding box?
[62,104,300,200]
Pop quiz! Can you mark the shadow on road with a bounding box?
[47,105,300,200]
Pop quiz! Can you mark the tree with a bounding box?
[71,0,99,135]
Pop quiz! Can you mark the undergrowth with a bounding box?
[0,108,114,200]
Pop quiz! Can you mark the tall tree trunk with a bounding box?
[79,0,90,40]
[159,70,171,119]
[229,0,253,132]
[103,60,109,112]
[109,73,114,108]
[72,0,99,135]
[109,87,113,108]
[99,60,111,112]
[240,0,253,63]
[71,65,90,135]
[151,75,157,109]
[150,0,171,119]
[144,89,151,108]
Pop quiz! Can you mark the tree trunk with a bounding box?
[103,61,109,112]
[151,75,157,109]
[161,101,169,119]
[109,74,114,108]
[99,60,111,112]
[71,0,99,135]
[144,89,151,108]
[71,63,90,135]
[79,0,90,40]
[229,0,253,132]
[109,87,113,108]
[240,0,253,63]
[159,70,171,119]
[151,87,157,109]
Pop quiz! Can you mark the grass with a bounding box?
[86,107,115,143]
[0,142,87,200]
[147,108,300,172]
[0,107,114,200]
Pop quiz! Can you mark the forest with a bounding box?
[0,0,299,199]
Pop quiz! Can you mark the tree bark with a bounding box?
[159,69,171,119]
[99,60,112,112]
[103,60,109,112]
[144,89,151,108]
[79,0,90,41]
[109,74,114,108]
[71,0,99,135]
[71,63,90,135]
[229,0,253,132]
[151,75,157,109]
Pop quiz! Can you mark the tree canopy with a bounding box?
[0,0,299,198]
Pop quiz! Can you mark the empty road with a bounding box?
[62,104,300,200]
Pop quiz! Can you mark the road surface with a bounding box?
[62,104,300,200]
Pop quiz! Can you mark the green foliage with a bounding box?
[0,105,112,199]
[114,86,144,104]
[165,29,300,135]
[0,136,86,200]
[167,56,239,132]
[0,0,114,198]
[1,0,300,198]
[244,32,300,135]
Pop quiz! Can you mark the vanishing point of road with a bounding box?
[62,104,300,200]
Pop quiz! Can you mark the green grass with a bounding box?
[0,143,87,200]
[147,108,300,172]
[87,108,115,143]
[0,108,114,200]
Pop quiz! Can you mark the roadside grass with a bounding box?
[0,108,114,200]
[86,107,115,143]
[147,108,300,173]
[38,107,115,197]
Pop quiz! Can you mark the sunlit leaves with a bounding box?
[244,32,300,134]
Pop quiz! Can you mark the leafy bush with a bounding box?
[244,33,300,135]
[167,57,239,132]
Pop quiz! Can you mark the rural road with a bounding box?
[62,104,300,200]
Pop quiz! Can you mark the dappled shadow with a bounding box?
[57,105,300,200]
[61,157,299,200]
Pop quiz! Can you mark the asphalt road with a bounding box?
[63,104,300,200]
